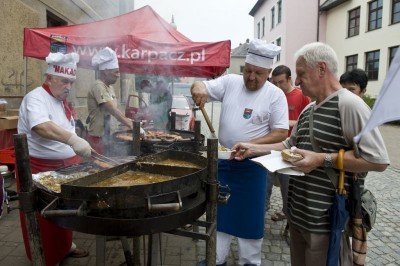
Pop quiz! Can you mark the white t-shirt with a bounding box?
[204,74,289,148]
[18,86,76,159]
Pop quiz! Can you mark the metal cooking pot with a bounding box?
[36,150,208,236]
[37,187,206,236]
[58,150,207,210]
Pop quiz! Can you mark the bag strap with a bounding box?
[308,107,339,189]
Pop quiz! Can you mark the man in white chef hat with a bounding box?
[87,47,134,154]
[192,39,288,266]
[18,52,91,265]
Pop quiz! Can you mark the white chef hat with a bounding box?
[91,47,119,70]
[245,39,281,69]
[45,52,79,79]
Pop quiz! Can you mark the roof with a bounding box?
[320,0,350,11]
[249,0,266,16]
[231,39,250,57]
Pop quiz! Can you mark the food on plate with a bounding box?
[37,174,62,193]
[281,149,303,162]
[35,172,86,193]
[93,159,113,169]
[218,145,230,151]
[145,131,183,141]
[116,130,185,141]
[218,146,233,159]
[115,133,133,141]
[87,168,99,174]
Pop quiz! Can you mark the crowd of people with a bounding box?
[14,39,390,265]
[193,40,389,266]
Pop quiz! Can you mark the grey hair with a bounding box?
[294,42,338,75]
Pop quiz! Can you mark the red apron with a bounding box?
[88,135,104,155]
[18,155,80,266]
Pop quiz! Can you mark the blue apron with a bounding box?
[217,159,268,239]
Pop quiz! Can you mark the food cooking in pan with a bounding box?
[90,171,176,187]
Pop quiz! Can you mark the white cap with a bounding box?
[0,165,8,173]
[45,52,79,79]
[91,47,119,70]
[245,39,281,69]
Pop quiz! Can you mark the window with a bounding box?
[368,0,383,31]
[365,50,380,80]
[271,7,275,29]
[262,17,265,37]
[277,0,282,24]
[257,22,261,38]
[240,65,245,74]
[345,54,358,71]
[348,7,360,37]
[276,38,281,62]
[392,0,400,24]
[47,10,67,27]
[389,46,399,66]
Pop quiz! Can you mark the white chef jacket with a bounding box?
[18,86,76,159]
[204,74,289,148]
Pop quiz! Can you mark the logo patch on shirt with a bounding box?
[243,108,253,119]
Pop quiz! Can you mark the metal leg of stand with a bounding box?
[147,234,162,266]
[206,138,218,266]
[96,235,106,266]
[120,236,134,266]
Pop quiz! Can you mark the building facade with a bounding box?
[321,0,400,97]
[249,0,323,77]
[249,0,400,97]
[0,0,133,117]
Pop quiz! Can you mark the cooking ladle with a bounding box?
[200,106,216,138]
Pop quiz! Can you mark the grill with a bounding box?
[15,134,220,266]
[35,150,208,236]
[110,121,205,156]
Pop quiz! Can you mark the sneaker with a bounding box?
[197,259,227,266]
[271,211,286,221]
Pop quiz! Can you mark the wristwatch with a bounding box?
[323,153,333,168]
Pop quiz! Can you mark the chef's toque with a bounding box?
[91,47,119,70]
[46,52,79,79]
[245,39,281,69]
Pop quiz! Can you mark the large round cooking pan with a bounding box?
[37,188,206,236]
[59,150,207,210]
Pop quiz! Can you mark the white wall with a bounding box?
[252,0,321,78]
[324,1,400,97]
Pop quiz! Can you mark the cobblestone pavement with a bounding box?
[0,104,399,265]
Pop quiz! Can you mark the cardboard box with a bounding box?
[0,115,18,129]
[0,110,19,116]
[6,109,19,116]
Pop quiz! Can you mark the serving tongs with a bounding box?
[91,151,120,167]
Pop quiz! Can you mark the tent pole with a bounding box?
[23,57,27,95]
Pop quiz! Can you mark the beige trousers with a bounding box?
[289,223,352,266]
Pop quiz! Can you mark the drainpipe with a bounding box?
[317,0,321,41]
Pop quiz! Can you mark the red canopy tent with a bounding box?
[23,5,231,78]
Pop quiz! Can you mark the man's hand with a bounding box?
[67,135,92,158]
[290,148,324,173]
[231,143,259,160]
[191,81,208,108]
